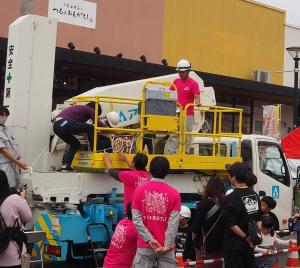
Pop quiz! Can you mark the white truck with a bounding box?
[3,15,297,262]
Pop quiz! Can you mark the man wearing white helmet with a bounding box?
[168,59,200,154]
[101,111,121,128]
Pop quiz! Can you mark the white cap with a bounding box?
[176,59,191,71]
[226,189,234,196]
[106,111,120,127]
[180,206,191,218]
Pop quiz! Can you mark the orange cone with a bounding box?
[286,242,300,268]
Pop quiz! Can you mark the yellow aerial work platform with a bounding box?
[72,81,243,173]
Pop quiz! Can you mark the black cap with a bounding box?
[225,162,249,183]
[246,173,257,188]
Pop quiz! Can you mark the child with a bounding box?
[175,206,196,262]
[255,215,291,268]
[261,196,279,230]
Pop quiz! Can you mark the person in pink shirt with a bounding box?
[103,203,137,268]
[167,59,200,154]
[103,152,151,214]
[132,156,181,268]
[0,170,32,268]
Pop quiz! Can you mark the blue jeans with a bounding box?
[53,119,94,167]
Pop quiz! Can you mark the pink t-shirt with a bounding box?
[119,170,151,213]
[132,180,181,248]
[0,194,32,267]
[104,218,137,268]
[171,77,200,115]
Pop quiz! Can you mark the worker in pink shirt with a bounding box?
[132,156,181,268]
[103,152,151,214]
[167,59,200,154]
[103,203,137,268]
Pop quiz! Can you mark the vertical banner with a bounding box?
[262,104,281,139]
[3,43,15,107]
[3,15,57,171]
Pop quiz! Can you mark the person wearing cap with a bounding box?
[53,103,119,171]
[223,162,262,268]
[167,59,200,155]
[260,196,279,231]
[175,206,195,262]
[226,172,257,196]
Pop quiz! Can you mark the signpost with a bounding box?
[48,0,97,29]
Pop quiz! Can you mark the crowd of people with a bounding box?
[102,155,294,268]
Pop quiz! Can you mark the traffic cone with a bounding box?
[286,242,300,268]
[176,252,184,267]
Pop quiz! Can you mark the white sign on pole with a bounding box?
[3,41,16,108]
[48,0,96,29]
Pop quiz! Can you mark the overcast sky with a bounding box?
[256,0,300,27]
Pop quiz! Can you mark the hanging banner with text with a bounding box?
[48,0,96,29]
[262,104,281,139]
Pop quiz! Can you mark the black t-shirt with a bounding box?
[176,225,195,261]
[223,188,262,251]
[176,226,190,253]
[191,197,225,253]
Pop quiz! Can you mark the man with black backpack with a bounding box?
[223,162,262,268]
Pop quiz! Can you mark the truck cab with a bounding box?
[243,135,293,229]
[192,134,294,229]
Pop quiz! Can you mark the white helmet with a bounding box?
[180,206,191,218]
[176,59,191,71]
[106,111,120,127]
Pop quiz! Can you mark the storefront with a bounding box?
[0,37,296,136]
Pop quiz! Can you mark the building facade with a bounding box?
[0,0,296,135]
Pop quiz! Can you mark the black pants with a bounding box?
[143,134,155,154]
[53,119,94,167]
[224,250,257,268]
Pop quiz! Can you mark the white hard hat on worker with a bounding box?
[106,111,120,127]
[176,59,192,72]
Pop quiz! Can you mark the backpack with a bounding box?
[0,199,27,255]
[0,214,10,253]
